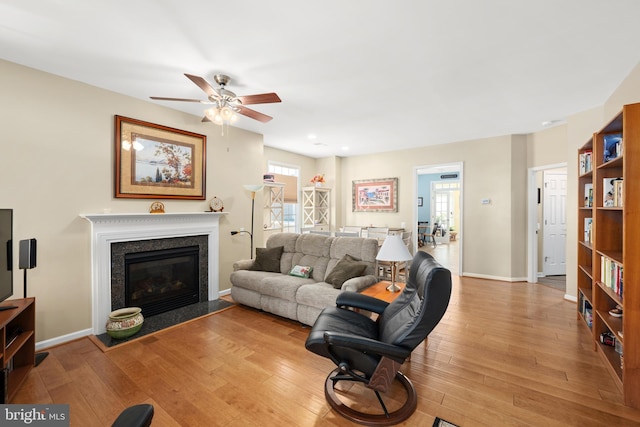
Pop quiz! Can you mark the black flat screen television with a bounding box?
[0,209,14,304]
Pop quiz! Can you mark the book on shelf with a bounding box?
[584,183,593,207]
[603,133,623,162]
[579,150,593,174]
[603,177,623,207]
[601,256,623,298]
[614,178,624,207]
[584,218,593,243]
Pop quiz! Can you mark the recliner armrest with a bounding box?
[323,331,410,362]
[336,291,389,314]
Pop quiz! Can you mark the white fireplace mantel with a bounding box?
[81,212,226,334]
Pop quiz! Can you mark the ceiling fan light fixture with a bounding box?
[121,138,143,151]
[132,140,144,151]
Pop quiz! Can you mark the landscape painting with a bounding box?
[115,116,206,199]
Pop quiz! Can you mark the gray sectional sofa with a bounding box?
[230,232,379,326]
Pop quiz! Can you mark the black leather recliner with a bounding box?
[305,251,452,425]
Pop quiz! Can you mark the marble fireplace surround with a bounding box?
[81,212,225,335]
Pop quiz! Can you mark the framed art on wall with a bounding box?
[115,115,206,199]
[352,177,398,212]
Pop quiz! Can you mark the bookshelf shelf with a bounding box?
[577,102,640,409]
[0,297,35,403]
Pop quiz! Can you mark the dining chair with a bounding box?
[366,227,389,245]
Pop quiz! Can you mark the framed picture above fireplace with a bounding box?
[115,115,207,199]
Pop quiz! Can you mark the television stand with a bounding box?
[0,298,35,403]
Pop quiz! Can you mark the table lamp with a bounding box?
[376,234,412,292]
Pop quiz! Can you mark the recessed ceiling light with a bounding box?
[307,134,317,140]
[342,146,349,151]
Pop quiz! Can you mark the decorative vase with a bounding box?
[105,307,144,339]
[315,182,322,187]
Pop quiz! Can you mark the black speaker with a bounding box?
[18,238,36,269]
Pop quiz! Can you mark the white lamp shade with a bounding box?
[376,234,412,262]
[243,184,265,192]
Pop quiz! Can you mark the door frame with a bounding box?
[527,162,567,283]
[414,161,464,276]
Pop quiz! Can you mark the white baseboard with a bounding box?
[564,294,577,303]
[462,272,528,282]
[36,328,92,351]
[218,288,231,297]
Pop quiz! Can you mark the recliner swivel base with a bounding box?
[324,367,417,426]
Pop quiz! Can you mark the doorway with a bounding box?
[415,163,463,275]
[527,164,567,292]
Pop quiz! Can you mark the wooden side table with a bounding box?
[360,281,405,303]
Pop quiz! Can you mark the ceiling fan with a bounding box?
[151,73,281,124]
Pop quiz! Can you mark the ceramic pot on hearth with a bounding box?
[105,307,144,339]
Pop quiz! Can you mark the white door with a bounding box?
[543,171,567,275]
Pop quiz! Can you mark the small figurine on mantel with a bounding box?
[149,201,165,214]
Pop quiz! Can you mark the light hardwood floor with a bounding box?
[15,276,640,426]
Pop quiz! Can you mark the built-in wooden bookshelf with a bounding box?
[577,102,640,409]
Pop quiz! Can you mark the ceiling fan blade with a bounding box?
[237,105,273,123]
[150,96,206,103]
[201,116,211,122]
[184,73,219,98]
[236,92,281,105]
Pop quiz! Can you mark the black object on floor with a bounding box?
[112,404,154,427]
[35,351,49,366]
[432,417,460,427]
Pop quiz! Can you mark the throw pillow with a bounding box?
[250,246,284,273]
[325,254,367,289]
[289,265,313,278]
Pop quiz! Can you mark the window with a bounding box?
[268,163,299,233]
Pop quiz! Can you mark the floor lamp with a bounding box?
[231,184,264,259]
[376,234,412,292]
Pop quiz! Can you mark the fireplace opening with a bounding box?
[125,245,200,317]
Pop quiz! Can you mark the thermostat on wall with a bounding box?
[481,198,491,205]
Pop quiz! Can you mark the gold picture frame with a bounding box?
[115,115,206,199]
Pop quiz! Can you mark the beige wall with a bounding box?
[4,55,640,343]
[0,60,264,342]
[339,134,528,280]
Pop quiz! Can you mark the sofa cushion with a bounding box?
[296,282,341,308]
[261,275,315,301]
[250,246,284,272]
[229,270,283,293]
[325,254,368,289]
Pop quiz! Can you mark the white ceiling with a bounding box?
[2,1,640,158]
